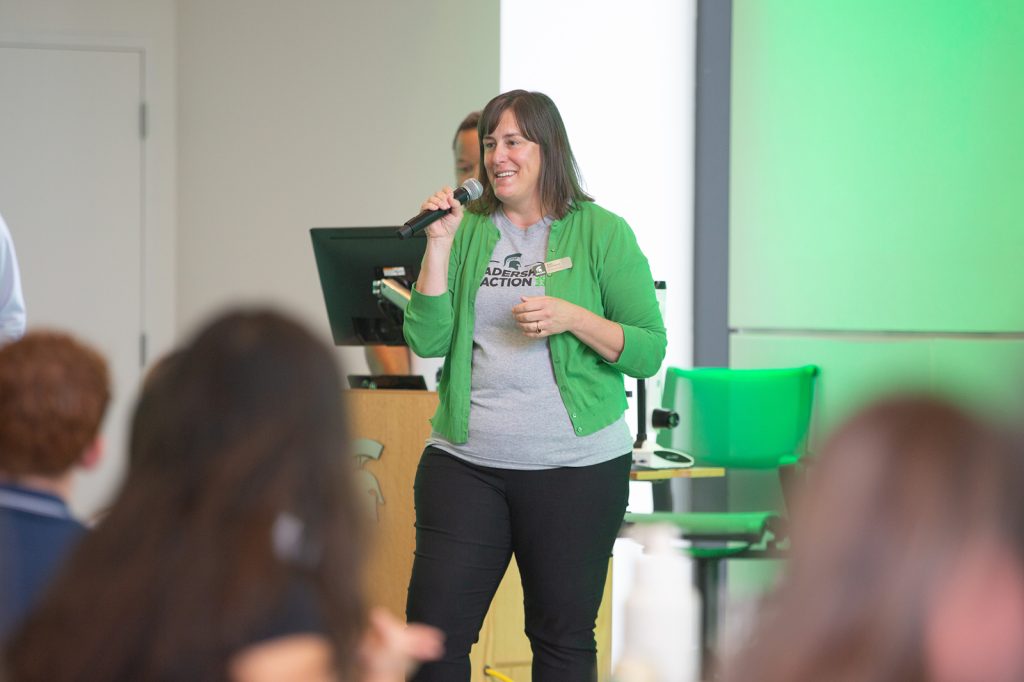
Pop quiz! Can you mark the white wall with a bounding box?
[499,0,698,667]
[0,0,178,366]
[0,0,177,364]
[0,0,499,508]
[500,0,696,375]
[176,0,500,376]
[0,0,177,515]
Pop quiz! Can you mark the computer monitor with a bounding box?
[310,226,426,346]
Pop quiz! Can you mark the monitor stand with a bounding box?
[347,374,428,390]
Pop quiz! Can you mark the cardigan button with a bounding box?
[576,426,583,433]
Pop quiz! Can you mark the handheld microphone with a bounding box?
[397,178,484,239]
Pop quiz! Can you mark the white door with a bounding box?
[0,44,144,517]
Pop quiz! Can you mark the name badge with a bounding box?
[530,257,573,277]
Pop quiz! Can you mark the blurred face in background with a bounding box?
[454,128,479,186]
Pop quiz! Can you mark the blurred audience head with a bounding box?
[6,308,368,680]
[721,395,1024,682]
[0,331,109,482]
[453,110,481,186]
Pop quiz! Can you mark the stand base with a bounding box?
[632,444,694,469]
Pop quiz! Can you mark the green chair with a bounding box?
[624,364,819,675]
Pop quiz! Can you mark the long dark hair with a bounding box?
[471,89,592,220]
[720,396,1024,682]
[5,309,367,680]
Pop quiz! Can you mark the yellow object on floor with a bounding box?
[483,666,515,682]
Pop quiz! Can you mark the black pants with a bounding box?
[406,447,631,682]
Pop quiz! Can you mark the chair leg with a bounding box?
[651,479,675,511]
[778,464,803,514]
[694,556,722,680]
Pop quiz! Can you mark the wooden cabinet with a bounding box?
[348,389,611,681]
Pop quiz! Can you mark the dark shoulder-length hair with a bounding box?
[719,396,1024,682]
[5,309,368,681]
[470,89,592,220]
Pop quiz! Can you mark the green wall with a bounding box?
[732,335,1024,435]
[730,0,1024,422]
[726,0,1024,593]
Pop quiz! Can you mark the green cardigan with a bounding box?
[404,201,667,444]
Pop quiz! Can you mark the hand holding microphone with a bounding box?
[397,178,483,240]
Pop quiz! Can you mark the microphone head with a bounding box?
[463,177,484,201]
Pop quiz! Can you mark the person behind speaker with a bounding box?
[452,110,481,186]
[403,89,666,681]
[4,309,440,681]
[0,331,109,640]
[365,110,482,379]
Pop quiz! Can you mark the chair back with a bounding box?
[656,365,819,469]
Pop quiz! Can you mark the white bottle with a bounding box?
[613,523,701,682]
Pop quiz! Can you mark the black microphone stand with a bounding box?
[631,378,684,466]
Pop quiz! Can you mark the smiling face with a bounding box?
[483,109,543,221]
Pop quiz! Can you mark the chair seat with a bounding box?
[624,510,784,549]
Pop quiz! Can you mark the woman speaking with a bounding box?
[404,90,666,681]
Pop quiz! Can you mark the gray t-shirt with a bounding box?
[429,210,631,469]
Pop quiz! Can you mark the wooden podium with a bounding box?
[348,388,437,616]
[347,388,612,681]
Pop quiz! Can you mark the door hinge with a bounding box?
[139,102,148,139]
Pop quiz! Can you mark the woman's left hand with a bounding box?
[514,295,626,362]
[512,295,581,338]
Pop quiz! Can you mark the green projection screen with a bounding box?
[730,0,1024,333]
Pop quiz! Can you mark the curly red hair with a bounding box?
[0,331,110,476]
